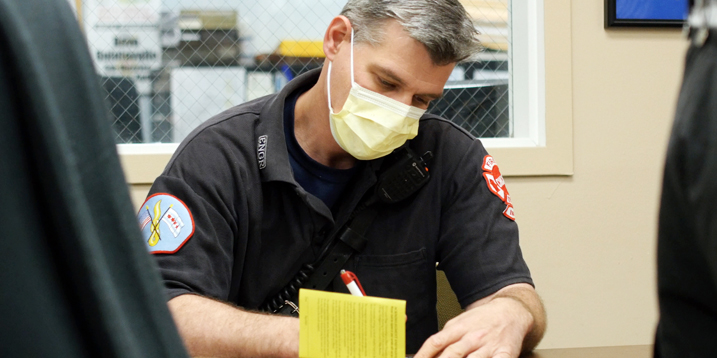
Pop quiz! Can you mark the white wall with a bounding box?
[509,1,687,349]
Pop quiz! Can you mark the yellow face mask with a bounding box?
[327,30,426,161]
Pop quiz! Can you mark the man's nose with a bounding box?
[394,92,415,107]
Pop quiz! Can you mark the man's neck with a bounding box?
[293,70,357,169]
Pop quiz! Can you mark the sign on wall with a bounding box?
[83,0,162,94]
[84,0,160,26]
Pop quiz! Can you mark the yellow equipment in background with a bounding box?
[276,40,325,58]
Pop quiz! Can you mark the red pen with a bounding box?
[340,269,366,297]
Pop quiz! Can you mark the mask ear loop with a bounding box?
[350,28,355,84]
[326,27,355,114]
[327,61,334,113]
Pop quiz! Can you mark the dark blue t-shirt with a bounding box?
[283,89,359,209]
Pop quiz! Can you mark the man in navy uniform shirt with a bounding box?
[140,0,546,356]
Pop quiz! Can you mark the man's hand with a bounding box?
[414,283,545,358]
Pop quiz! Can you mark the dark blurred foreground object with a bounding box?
[655,2,717,357]
[0,0,189,357]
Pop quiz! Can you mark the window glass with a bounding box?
[76,0,515,144]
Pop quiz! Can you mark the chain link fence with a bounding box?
[77,0,511,144]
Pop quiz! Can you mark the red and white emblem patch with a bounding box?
[482,155,515,221]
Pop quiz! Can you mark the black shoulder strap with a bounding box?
[302,207,378,291]
[267,147,433,316]
[268,205,377,316]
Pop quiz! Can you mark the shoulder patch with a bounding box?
[481,155,515,221]
[138,193,195,254]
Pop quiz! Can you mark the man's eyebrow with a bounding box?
[371,65,444,100]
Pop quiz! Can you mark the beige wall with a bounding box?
[509,1,687,349]
[123,0,690,350]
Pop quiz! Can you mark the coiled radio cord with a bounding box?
[259,263,315,313]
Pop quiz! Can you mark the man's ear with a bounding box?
[323,15,352,62]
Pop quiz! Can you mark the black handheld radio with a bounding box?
[373,147,433,204]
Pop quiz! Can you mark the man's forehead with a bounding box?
[348,21,455,95]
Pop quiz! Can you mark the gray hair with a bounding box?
[340,0,482,65]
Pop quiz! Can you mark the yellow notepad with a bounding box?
[299,289,406,358]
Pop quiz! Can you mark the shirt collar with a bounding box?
[253,67,386,221]
[255,68,321,183]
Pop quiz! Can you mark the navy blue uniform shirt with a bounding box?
[283,86,360,209]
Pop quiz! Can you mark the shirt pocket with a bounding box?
[353,247,432,326]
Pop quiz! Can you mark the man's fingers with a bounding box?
[416,328,489,358]
[464,346,492,358]
[490,352,513,358]
[436,331,488,358]
[467,348,515,358]
[414,331,456,358]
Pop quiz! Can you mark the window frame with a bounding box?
[484,0,573,176]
